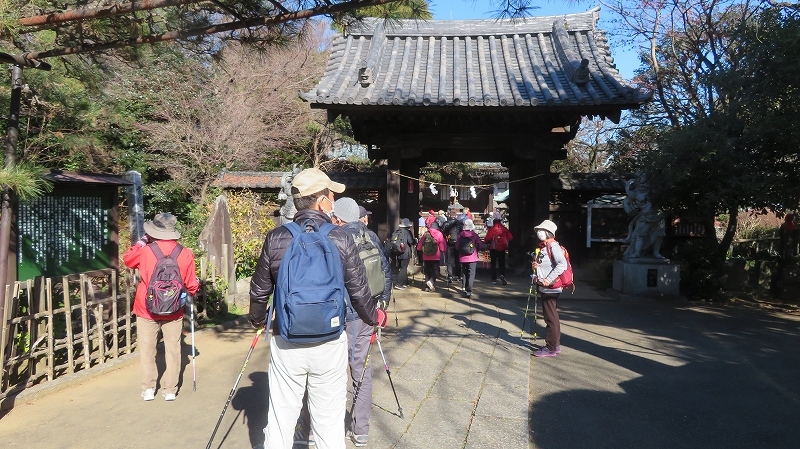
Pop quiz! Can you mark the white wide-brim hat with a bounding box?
[534,219,557,235]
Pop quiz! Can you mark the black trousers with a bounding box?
[489,249,506,280]
[541,292,561,350]
[445,245,462,278]
[461,261,477,293]
[423,260,440,287]
[397,258,410,286]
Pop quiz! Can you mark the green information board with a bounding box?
[16,189,115,280]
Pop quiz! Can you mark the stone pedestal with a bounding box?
[612,259,680,299]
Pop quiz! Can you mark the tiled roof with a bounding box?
[550,172,634,191]
[301,8,650,109]
[213,170,386,190]
[42,170,133,186]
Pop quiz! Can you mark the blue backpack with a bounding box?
[273,220,346,343]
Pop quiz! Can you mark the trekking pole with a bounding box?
[350,328,376,429]
[189,295,197,392]
[532,287,539,342]
[206,324,266,449]
[375,328,403,419]
[392,288,399,327]
[521,273,536,338]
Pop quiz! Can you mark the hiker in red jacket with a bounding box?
[483,212,513,285]
[123,213,199,402]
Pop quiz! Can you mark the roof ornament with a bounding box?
[572,59,591,85]
[358,59,373,87]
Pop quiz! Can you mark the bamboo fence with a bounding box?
[0,248,234,401]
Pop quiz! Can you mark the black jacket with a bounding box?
[393,227,416,260]
[442,217,464,245]
[248,209,378,329]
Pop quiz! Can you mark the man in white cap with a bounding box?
[123,213,199,401]
[249,168,386,449]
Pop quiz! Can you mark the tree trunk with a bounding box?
[717,205,738,259]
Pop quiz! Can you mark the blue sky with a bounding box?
[428,0,640,80]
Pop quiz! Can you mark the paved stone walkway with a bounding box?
[0,270,549,449]
[2,268,800,449]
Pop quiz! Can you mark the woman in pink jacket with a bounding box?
[417,218,447,292]
[457,219,485,298]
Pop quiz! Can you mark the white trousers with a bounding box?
[264,332,348,449]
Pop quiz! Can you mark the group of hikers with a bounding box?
[390,206,515,298]
[122,167,570,449]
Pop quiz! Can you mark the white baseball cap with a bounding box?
[291,168,345,198]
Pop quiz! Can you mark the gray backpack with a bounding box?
[353,229,386,298]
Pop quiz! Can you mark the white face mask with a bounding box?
[536,230,548,241]
[319,196,335,219]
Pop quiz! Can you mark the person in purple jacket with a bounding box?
[416,218,447,292]
[457,219,485,298]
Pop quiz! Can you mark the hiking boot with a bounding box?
[141,388,155,401]
[500,275,507,286]
[534,346,559,357]
[351,434,368,447]
[163,392,176,401]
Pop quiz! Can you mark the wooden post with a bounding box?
[25,279,34,379]
[124,270,132,355]
[200,257,207,319]
[0,282,21,389]
[210,255,217,285]
[221,243,231,297]
[88,279,106,365]
[111,270,119,359]
[46,278,54,381]
[0,284,9,389]
[386,157,401,240]
[63,276,74,374]
[6,283,20,378]
[79,274,91,368]
[34,277,48,379]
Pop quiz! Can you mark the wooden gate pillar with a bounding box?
[507,153,552,264]
[386,156,401,241]
[398,159,420,232]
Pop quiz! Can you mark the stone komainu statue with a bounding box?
[622,176,665,259]
[278,166,302,225]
